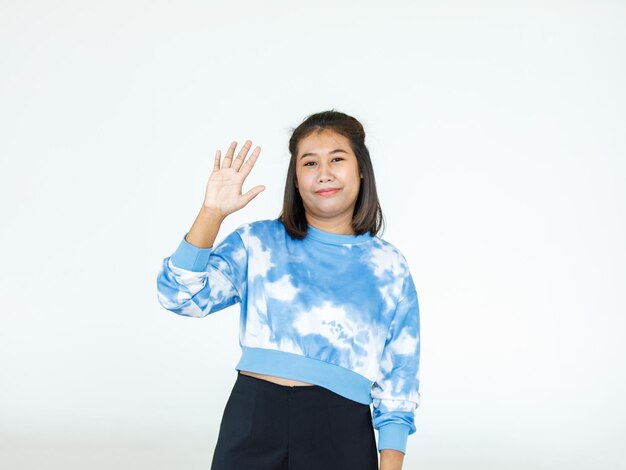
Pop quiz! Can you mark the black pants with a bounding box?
[210,372,378,470]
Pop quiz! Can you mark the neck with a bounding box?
[305,215,355,235]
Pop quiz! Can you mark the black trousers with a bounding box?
[210,372,378,470]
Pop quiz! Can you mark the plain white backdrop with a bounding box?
[1,0,625,468]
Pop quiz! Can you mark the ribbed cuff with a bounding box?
[169,233,213,272]
[377,423,411,454]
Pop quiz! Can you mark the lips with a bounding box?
[315,188,340,195]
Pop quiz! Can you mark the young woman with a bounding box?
[156,110,421,470]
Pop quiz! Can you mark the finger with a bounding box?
[240,185,266,206]
[238,145,262,178]
[232,139,252,172]
[213,149,221,172]
[222,141,237,168]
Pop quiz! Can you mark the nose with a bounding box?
[317,161,333,183]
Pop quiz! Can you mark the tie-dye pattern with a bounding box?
[156,218,421,453]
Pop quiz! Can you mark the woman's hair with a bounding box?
[278,109,385,240]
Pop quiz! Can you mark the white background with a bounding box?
[1,1,625,468]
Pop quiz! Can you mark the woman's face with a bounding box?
[295,129,362,227]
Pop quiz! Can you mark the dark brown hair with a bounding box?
[278,109,385,240]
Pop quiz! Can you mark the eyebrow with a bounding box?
[299,149,349,160]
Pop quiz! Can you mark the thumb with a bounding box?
[240,185,266,206]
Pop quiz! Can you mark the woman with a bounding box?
[156,110,421,470]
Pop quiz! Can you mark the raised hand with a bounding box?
[203,140,266,218]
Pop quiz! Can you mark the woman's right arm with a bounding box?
[156,140,265,317]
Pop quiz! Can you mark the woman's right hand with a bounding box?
[202,140,266,218]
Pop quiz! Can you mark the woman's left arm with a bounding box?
[371,268,421,457]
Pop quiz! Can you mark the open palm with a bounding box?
[203,139,266,217]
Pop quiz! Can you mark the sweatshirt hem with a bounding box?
[235,346,373,404]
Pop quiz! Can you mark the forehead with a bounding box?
[297,129,352,155]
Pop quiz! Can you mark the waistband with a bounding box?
[234,371,371,408]
[236,371,325,391]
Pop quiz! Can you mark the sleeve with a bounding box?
[371,270,421,454]
[155,227,248,318]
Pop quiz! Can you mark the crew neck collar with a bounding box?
[306,224,373,245]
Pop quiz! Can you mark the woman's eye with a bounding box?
[303,158,343,167]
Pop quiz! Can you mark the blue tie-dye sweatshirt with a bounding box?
[156,218,421,453]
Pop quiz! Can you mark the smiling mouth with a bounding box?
[316,189,340,196]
